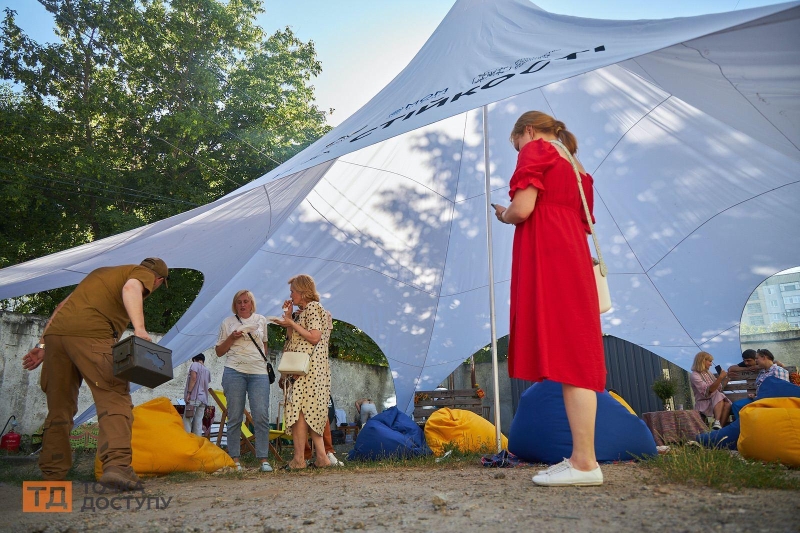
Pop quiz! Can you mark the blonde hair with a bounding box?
[510,110,578,155]
[288,274,320,303]
[231,289,257,315]
[691,351,713,373]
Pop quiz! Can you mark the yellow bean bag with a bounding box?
[738,397,800,467]
[424,408,507,456]
[95,397,234,478]
[609,391,636,416]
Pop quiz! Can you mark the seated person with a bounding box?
[689,351,732,430]
[730,348,792,420]
[726,349,758,378]
[750,348,790,398]
[355,398,378,427]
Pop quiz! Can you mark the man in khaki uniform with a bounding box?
[22,258,169,490]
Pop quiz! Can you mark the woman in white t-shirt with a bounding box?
[215,289,273,472]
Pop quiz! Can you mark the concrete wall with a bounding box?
[740,330,800,369]
[0,311,394,434]
[447,361,513,433]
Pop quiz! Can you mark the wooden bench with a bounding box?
[722,365,797,401]
[413,389,484,425]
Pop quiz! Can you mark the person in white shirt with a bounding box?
[215,289,273,472]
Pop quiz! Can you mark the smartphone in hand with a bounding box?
[715,364,723,375]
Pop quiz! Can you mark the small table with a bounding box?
[641,410,708,446]
[340,425,359,443]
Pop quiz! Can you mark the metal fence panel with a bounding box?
[511,336,676,416]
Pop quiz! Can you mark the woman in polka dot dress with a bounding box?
[276,274,332,469]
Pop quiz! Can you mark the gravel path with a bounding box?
[3,459,798,532]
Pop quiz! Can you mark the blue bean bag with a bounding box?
[508,380,657,464]
[696,419,740,450]
[695,376,800,450]
[347,406,432,461]
[758,375,800,399]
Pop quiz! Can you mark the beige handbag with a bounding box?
[277,351,311,376]
[549,140,612,314]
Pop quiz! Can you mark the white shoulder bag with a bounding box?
[277,350,311,376]
[549,140,612,314]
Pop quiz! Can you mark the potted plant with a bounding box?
[651,378,677,410]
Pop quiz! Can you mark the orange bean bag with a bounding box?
[738,397,800,467]
[609,391,636,416]
[95,397,234,478]
[424,408,507,456]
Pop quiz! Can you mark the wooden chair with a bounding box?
[272,401,294,455]
[208,388,285,463]
[413,389,485,425]
[722,365,797,401]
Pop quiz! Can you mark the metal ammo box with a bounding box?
[112,336,173,388]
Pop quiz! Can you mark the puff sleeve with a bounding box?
[508,139,558,199]
[579,172,597,233]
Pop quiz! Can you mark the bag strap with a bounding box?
[235,314,270,364]
[548,139,607,278]
[187,363,200,402]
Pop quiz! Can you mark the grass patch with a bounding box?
[642,444,800,490]
[0,449,97,486]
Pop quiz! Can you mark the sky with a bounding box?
[0,0,786,125]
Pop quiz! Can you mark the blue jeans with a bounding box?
[221,367,270,459]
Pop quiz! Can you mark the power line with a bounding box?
[0,175,150,208]
[6,49,246,193]
[0,154,200,207]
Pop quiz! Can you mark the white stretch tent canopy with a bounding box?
[2,0,799,421]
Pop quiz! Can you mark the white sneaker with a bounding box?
[327,452,344,467]
[712,420,722,430]
[532,459,603,487]
[537,458,569,475]
[234,462,243,472]
[260,461,273,472]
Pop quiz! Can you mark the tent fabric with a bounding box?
[1,0,799,421]
[423,407,508,456]
[507,380,657,464]
[346,406,431,461]
[94,397,234,478]
[738,397,800,467]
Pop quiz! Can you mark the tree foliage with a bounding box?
[0,0,330,326]
[740,322,800,335]
[266,319,388,367]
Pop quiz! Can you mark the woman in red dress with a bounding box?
[494,111,606,487]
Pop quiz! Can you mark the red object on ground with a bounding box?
[0,430,21,452]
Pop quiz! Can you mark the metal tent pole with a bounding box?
[482,105,502,453]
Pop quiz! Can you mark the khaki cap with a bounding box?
[140,257,169,287]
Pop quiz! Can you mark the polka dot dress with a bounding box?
[284,301,331,436]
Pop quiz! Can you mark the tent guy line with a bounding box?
[644,179,800,274]
[678,43,798,149]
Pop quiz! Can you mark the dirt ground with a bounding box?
[2,447,799,533]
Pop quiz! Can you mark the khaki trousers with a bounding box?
[39,335,133,480]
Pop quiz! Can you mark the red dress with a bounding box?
[507,139,606,392]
